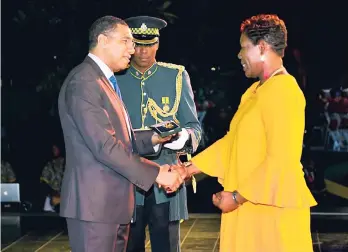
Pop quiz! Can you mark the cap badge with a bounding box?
[140,23,148,31]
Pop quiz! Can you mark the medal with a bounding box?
[162,97,170,113]
[163,104,170,112]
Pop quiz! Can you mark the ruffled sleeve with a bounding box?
[191,130,232,183]
[191,83,256,185]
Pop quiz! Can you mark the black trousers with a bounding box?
[127,187,180,252]
[66,218,130,252]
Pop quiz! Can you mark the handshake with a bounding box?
[155,163,192,193]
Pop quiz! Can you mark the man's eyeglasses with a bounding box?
[119,38,135,48]
[103,33,135,48]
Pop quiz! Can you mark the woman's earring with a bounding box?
[260,55,265,62]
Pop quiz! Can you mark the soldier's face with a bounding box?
[132,43,159,69]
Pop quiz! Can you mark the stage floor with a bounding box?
[2,214,348,252]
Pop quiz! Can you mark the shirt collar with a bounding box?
[88,53,114,79]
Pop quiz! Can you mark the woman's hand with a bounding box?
[212,191,246,213]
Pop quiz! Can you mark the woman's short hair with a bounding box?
[240,14,287,57]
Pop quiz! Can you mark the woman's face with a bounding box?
[237,33,263,78]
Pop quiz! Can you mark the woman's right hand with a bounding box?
[187,163,201,177]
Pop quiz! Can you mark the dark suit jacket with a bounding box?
[58,56,160,224]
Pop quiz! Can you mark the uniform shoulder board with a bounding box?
[157,62,185,71]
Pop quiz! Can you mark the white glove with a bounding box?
[164,128,189,150]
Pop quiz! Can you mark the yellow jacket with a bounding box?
[192,75,317,252]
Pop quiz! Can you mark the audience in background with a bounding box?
[40,144,65,212]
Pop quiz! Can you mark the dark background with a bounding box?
[1,0,348,212]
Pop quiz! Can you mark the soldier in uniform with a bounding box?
[117,16,202,252]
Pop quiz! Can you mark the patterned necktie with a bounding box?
[109,75,122,99]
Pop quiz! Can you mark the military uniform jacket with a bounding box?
[117,62,202,221]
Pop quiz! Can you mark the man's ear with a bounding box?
[98,33,108,48]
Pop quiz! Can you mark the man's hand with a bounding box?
[155,165,183,193]
[151,132,174,146]
[212,191,238,213]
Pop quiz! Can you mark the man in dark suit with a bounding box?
[58,16,183,252]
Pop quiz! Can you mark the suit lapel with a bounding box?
[84,57,117,97]
[101,75,135,138]
[84,56,134,143]
[84,56,125,107]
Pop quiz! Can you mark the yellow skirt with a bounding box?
[219,202,313,252]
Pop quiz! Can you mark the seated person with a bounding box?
[40,144,65,212]
[1,159,16,183]
[328,89,345,114]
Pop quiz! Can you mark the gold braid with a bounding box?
[147,62,184,123]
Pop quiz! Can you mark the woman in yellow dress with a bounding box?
[187,14,317,252]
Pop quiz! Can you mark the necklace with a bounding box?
[253,66,285,93]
